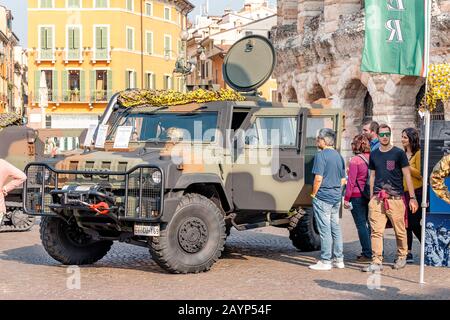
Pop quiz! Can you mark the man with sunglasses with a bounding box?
[362,124,419,272]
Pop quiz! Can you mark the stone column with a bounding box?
[298,0,324,33]
[323,0,361,33]
[367,74,424,147]
[280,0,299,26]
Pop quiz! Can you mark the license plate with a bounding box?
[134,224,160,237]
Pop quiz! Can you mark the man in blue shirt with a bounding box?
[362,120,380,151]
[309,128,347,271]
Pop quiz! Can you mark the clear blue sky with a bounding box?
[0,0,276,47]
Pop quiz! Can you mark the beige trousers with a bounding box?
[368,198,408,264]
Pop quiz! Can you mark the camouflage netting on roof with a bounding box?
[0,113,22,129]
[118,89,245,108]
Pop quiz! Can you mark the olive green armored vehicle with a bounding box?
[23,36,343,273]
[0,113,84,232]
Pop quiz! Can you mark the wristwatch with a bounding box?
[410,195,417,200]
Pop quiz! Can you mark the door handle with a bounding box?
[278,164,291,178]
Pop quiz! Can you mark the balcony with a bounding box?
[93,48,111,63]
[66,48,83,63]
[91,90,110,102]
[38,48,55,63]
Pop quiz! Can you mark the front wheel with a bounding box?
[288,207,321,252]
[149,193,226,274]
[40,216,113,265]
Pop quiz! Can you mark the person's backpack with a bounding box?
[355,154,371,200]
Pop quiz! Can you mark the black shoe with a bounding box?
[406,253,414,264]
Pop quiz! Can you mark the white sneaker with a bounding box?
[333,261,345,269]
[309,261,332,271]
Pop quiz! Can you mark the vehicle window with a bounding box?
[108,112,218,143]
[247,117,297,147]
[305,117,335,147]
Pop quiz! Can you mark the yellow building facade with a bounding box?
[28,0,193,129]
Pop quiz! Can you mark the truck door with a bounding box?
[231,107,308,212]
[293,108,344,208]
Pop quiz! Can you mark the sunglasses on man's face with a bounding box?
[379,132,391,138]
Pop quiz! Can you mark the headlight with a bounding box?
[151,171,162,184]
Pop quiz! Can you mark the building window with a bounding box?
[67,26,81,60]
[126,70,136,89]
[67,0,81,8]
[94,0,108,8]
[127,27,134,51]
[164,35,172,59]
[164,7,171,21]
[35,70,56,103]
[126,0,133,11]
[94,26,109,60]
[145,2,152,16]
[95,70,108,101]
[68,70,81,102]
[145,72,155,90]
[39,0,54,8]
[39,26,54,60]
[45,115,52,128]
[145,32,153,55]
[163,75,172,90]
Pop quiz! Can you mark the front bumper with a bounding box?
[23,163,164,222]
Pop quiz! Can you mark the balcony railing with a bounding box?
[94,48,109,61]
[39,48,54,61]
[67,48,82,61]
[30,91,113,104]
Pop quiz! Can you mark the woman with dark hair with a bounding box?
[401,127,423,264]
[344,134,372,262]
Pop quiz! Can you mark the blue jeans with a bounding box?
[312,197,344,263]
[350,197,372,258]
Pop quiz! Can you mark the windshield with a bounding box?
[108,112,219,143]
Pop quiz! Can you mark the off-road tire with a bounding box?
[288,207,321,252]
[149,193,226,274]
[40,216,113,265]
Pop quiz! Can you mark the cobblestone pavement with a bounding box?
[0,213,449,300]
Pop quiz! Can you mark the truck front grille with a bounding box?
[23,163,163,221]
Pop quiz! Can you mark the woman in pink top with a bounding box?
[0,159,27,225]
[343,134,372,261]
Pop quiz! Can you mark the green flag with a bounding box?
[361,0,431,77]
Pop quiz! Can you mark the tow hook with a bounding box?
[76,200,110,215]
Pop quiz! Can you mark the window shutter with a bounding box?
[74,27,80,50]
[171,76,174,91]
[127,29,133,50]
[80,71,86,101]
[125,71,130,89]
[34,71,40,102]
[96,27,102,49]
[62,71,68,101]
[68,28,74,49]
[145,73,149,90]
[133,72,137,89]
[52,71,58,102]
[147,33,152,54]
[152,73,156,90]
[40,27,46,49]
[101,27,107,49]
[47,28,53,50]
[90,70,95,102]
[107,71,113,99]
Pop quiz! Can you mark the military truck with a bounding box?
[23,35,343,273]
[0,112,84,232]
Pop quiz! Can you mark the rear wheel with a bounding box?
[40,216,113,265]
[149,193,226,274]
[288,207,321,252]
